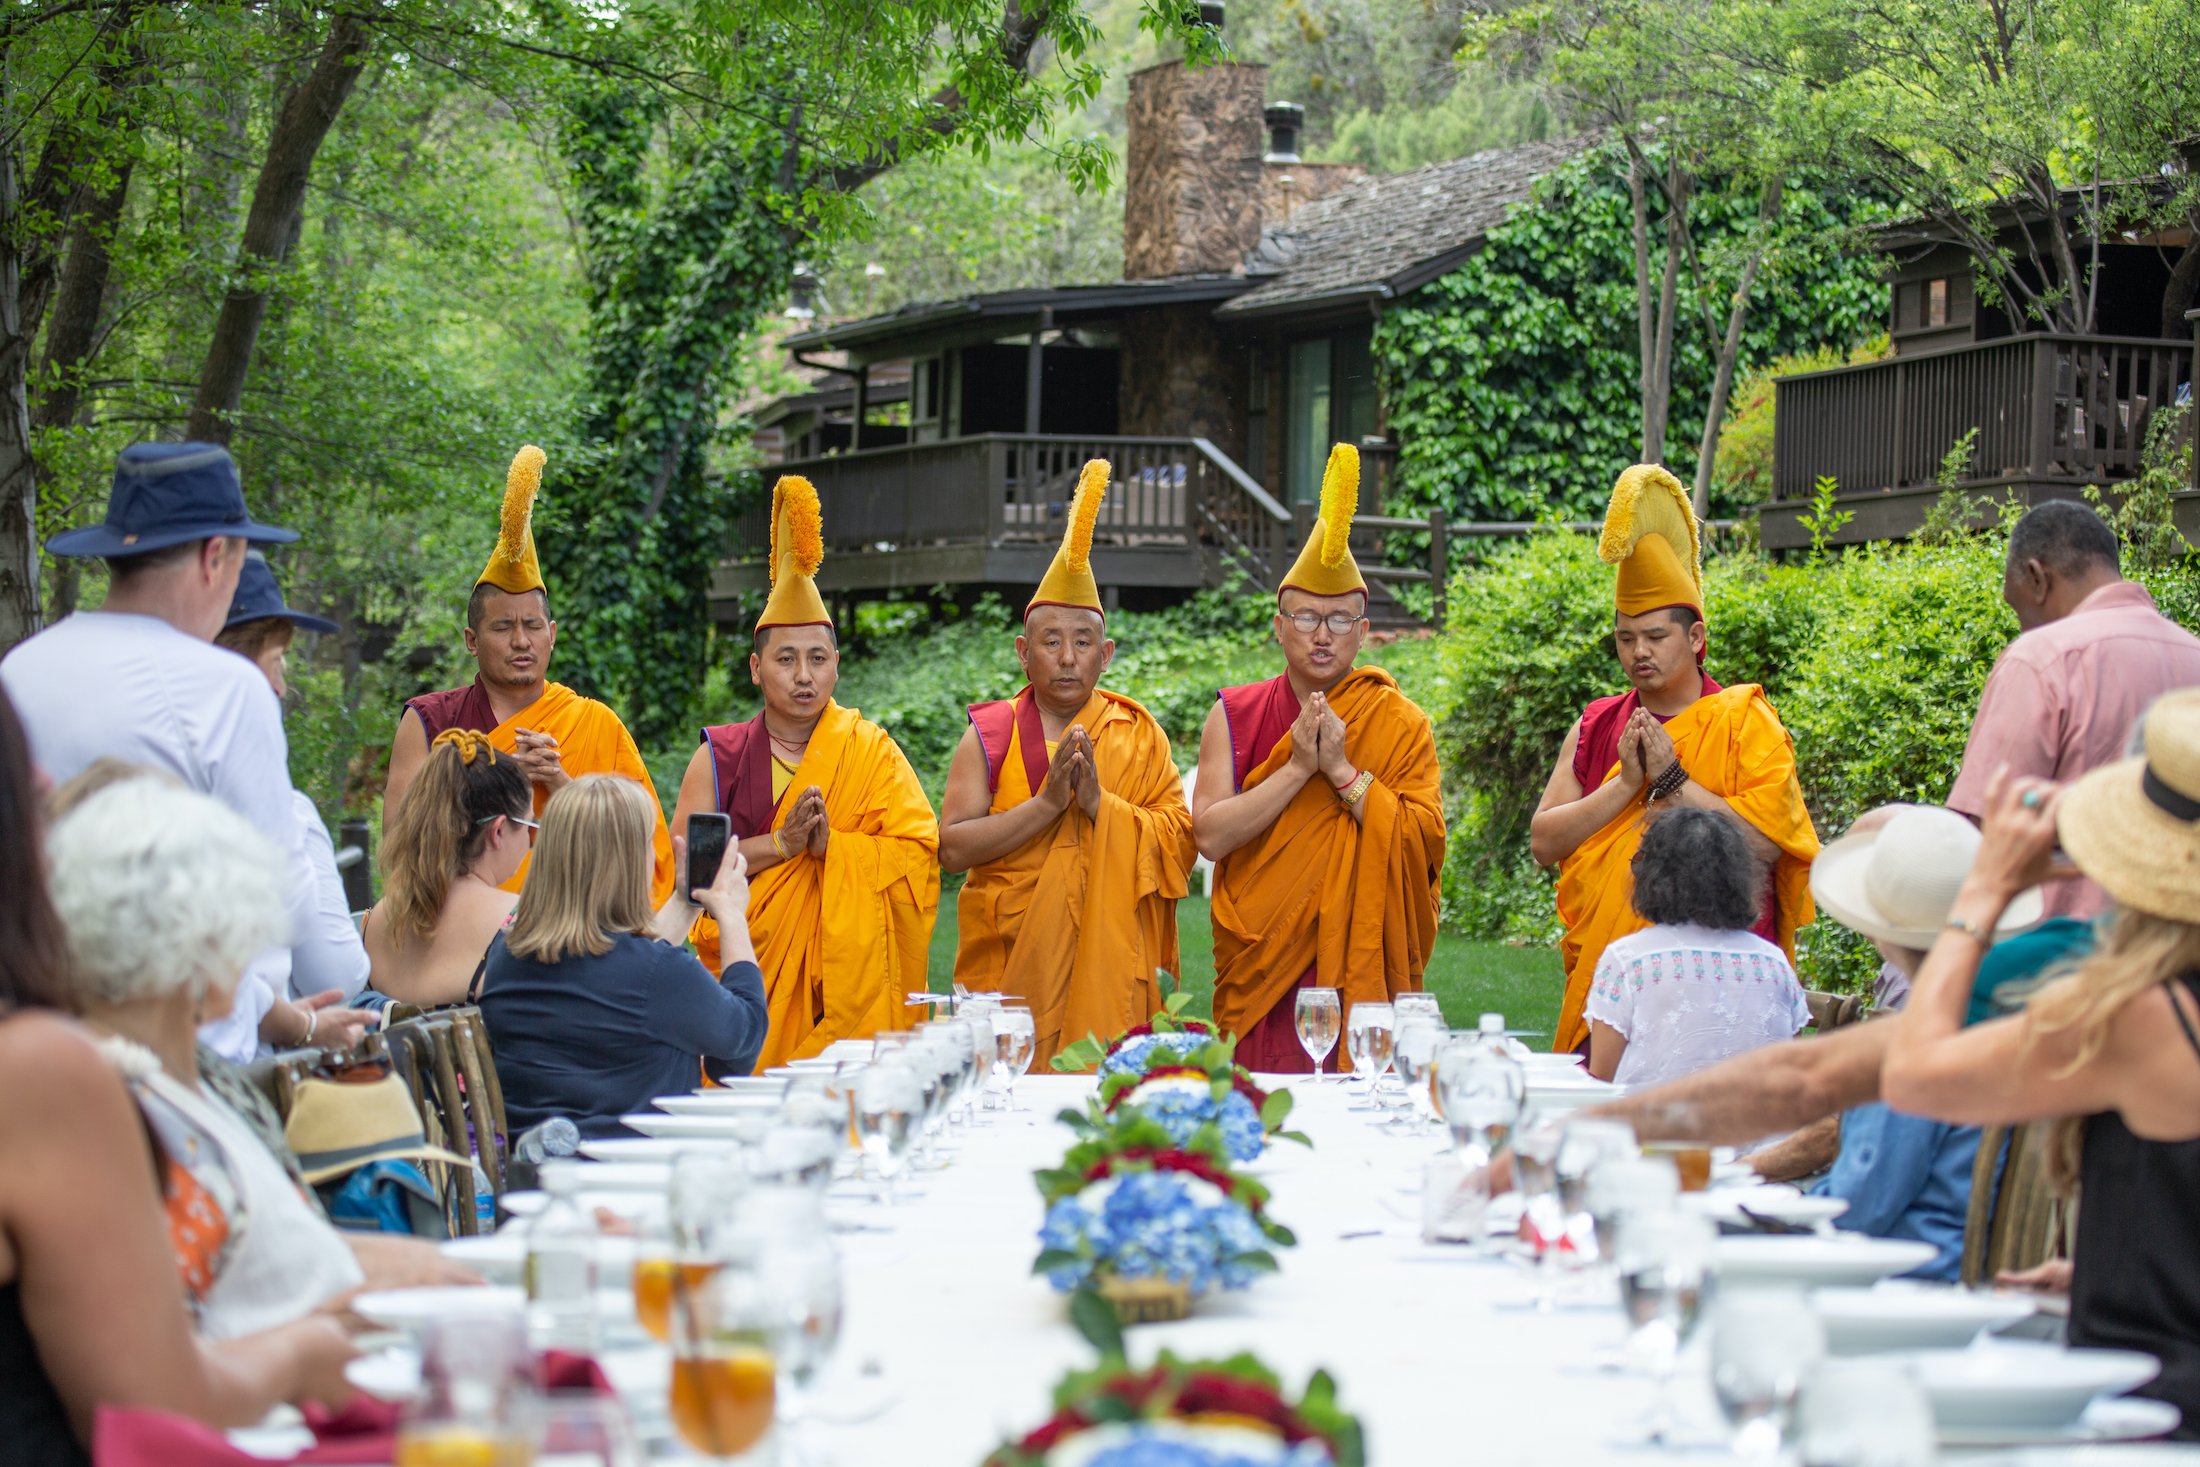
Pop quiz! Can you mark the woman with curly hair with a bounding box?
[1583,805,1811,1086]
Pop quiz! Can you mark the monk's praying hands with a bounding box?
[1063,729,1103,819]
[1631,707,1678,782]
[1311,693,1351,782]
[509,727,571,794]
[797,786,830,856]
[1287,697,1324,776]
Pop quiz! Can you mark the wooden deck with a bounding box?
[1761,333,2195,548]
[710,434,1448,625]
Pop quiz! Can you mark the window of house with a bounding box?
[1927,278,1949,328]
[1283,330,1380,504]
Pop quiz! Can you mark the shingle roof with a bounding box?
[1217,135,1594,318]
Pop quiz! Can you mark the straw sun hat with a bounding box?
[2058,688,2200,924]
[284,1072,471,1186]
[1811,804,2044,950]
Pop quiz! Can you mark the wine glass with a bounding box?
[1294,987,1341,1077]
[1583,1154,1679,1278]
[393,1312,534,1467]
[993,1007,1036,1109]
[755,1194,843,1467]
[1553,1118,1638,1264]
[1394,992,1443,1028]
[1512,1109,1569,1307]
[528,1392,641,1467]
[853,1060,921,1205]
[1344,1000,1394,1111]
[1613,1207,1717,1443]
[953,1014,996,1119]
[669,1253,781,1464]
[1711,1288,1827,1461]
[1388,1015,1445,1132]
[1437,1035,1524,1171]
[1794,1360,1937,1467]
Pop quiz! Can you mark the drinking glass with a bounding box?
[1293,987,1341,1077]
[669,1255,780,1464]
[633,1211,722,1346]
[1583,1155,1680,1277]
[1437,1035,1525,1170]
[528,1392,641,1467]
[1388,1016,1445,1132]
[1614,1207,1717,1446]
[1344,1001,1394,1111]
[1554,1118,1638,1263]
[1794,1361,1937,1467]
[854,1060,921,1204]
[753,1195,844,1467]
[956,1013,996,1119]
[994,1007,1036,1109]
[393,1313,534,1467]
[1711,1288,1827,1461]
[1513,1110,1569,1306]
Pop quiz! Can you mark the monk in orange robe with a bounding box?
[671,476,938,1071]
[939,460,1197,1067]
[1531,464,1819,1054]
[1194,444,1447,1070]
[382,445,675,905]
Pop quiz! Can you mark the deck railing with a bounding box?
[1773,334,2193,502]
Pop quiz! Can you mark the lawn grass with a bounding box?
[925,892,1565,1050]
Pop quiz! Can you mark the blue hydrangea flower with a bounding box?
[1036,1171,1270,1294]
[1072,1422,1337,1467]
[1121,1086,1266,1162]
[1100,1031,1210,1078]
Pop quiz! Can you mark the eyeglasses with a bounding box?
[478,813,540,845]
[1284,610,1365,636]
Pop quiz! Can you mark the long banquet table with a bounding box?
[638,1072,1675,1465]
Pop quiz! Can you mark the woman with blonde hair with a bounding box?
[1884,688,2200,1435]
[479,774,766,1137]
[365,729,533,1008]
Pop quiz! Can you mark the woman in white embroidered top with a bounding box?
[45,776,367,1339]
[1584,806,1811,1087]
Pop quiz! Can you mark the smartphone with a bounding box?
[687,812,732,894]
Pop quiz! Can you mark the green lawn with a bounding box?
[925,892,1565,1048]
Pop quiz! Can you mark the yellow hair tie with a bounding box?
[430,728,498,766]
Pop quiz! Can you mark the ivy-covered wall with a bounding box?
[1374,144,1890,531]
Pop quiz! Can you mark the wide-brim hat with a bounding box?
[2059,688,2200,923]
[285,1072,471,1185]
[1811,804,2043,949]
[48,442,297,558]
[225,550,339,634]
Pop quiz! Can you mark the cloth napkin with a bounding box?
[93,1351,614,1465]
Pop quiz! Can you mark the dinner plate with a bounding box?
[344,1348,422,1402]
[351,1285,526,1331]
[578,1137,715,1164]
[556,1161,672,1193]
[439,1231,638,1284]
[1680,1184,1849,1230]
[697,1075,788,1092]
[1714,1234,1938,1287]
[1898,1341,2160,1430]
[652,1092,787,1117]
[1961,1445,2200,1465]
[1935,1395,2180,1448]
[620,1112,773,1141]
[1811,1284,2036,1355]
[501,1189,665,1222]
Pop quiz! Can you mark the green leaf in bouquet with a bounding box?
[1276,1128,1313,1147]
[1300,1369,1367,1467]
[1261,1218,1298,1248]
[1258,1088,1294,1130]
[1067,1285,1127,1364]
[1228,1250,1280,1273]
[1032,1248,1083,1275]
[1053,1032,1108,1072]
[1162,990,1194,1018]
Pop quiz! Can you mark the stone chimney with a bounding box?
[1122,6,1267,279]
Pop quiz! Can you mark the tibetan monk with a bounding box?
[382,445,675,904]
[1195,443,1447,1070]
[940,460,1197,1067]
[1531,464,1819,1054]
[671,476,939,1071]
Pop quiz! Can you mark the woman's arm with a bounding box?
[1586,1020,1627,1082]
[3,1017,355,1439]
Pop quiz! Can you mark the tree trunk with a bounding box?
[1691,178,1784,518]
[31,153,133,435]
[0,128,41,653]
[1646,161,1689,465]
[186,10,371,444]
[1627,147,1659,461]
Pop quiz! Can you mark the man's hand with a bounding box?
[509,728,571,795]
[1996,1258,2073,1296]
[800,786,830,856]
[779,789,824,855]
[297,990,373,1051]
[1312,694,1351,784]
[1615,717,1647,792]
[1039,738,1084,814]
[1287,696,1323,776]
[1631,707,1678,783]
[1061,728,1102,819]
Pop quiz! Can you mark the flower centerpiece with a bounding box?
[1034,1112,1294,1324]
[985,1348,1364,1467]
[1095,1043,1304,1162]
[1054,994,1222,1078]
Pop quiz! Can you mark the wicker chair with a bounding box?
[1803,989,1866,1032]
[1960,1122,2064,1287]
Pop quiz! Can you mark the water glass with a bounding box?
[393,1313,535,1467]
[854,1060,922,1204]
[1711,1288,1827,1460]
[1294,986,1341,1077]
[1794,1360,1937,1467]
[1583,1155,1679,1274]
[528,1391,641,1467]
[1344,1000,1394,1110]
[1437,1035,1525,1170]
[1388,1016,1445,1131]
[993,1007,1036,1109]
[1554,1117,1638,1261]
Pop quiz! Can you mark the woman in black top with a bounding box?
[0,691,354,1464]
[1885,690,2200,1436]
[480,774,769,1137]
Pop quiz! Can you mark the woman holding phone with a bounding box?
[478,775,768,1137]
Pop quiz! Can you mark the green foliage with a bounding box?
[2085,404,2193,577]
[1915,429,1997,547]
[1320,74,1558,171]
[1713,338,1890,507]
[1797,476,1854,564]
[1373,144,1888,536]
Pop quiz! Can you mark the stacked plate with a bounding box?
[1714,1234,1938,1287]
[1892,1340,2171,1447]
[1812,1284,2036,1356]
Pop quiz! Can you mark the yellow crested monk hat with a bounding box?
[1599,463,1704,619]
[756,475,831,631]
[478,445,548,594]
[1025,459,1109,619]
[1279,443,1367,599]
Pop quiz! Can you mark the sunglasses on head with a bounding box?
[478,812,540,844]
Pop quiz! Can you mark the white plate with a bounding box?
[773,1059,845,1073]
[1520,1053,1587,1074]
[1900,1341,2160,1430]
[351,1285,525,1332]
[1811,1284,2037,1355]
[1962,1445,2200,1465]
[579,1137,711,1164]
[653,1093,787,1116]
[501,1189,666,1222]
[1937,1395,2180,1448]
[345,1348,422,1402]
[1680,1184,1849,1230]
[621,1112,773,1141]
[557,1161,672,1193]
[1715,1234,1939,1287]
[439,1231,638,1284]
[698,1076,788,1092]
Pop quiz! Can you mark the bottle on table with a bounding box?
[524,1160,600,1355]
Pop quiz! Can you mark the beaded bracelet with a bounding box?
[1337,769,1375,808]
[1645,760,1689,804]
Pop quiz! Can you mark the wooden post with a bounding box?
[1023,307,1052,436]
[2029,335,2056,478]
[1428,509,1448,631]
[850,365,869,452]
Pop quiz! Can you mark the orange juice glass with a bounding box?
[669,1347,776,1459]
[634,1256,722,1344]
[391,1426,531,1467]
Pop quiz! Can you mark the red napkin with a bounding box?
[94,1351,616,1465]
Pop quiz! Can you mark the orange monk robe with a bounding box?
[408,678,676,907]
[691,703,940,1072]
[1554,681,1820,1053]
[954,689,1196,1067]
[1210,666,1447,1046]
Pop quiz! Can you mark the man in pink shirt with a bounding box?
[1949,501,2200,918]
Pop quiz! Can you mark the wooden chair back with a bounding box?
[1803,989,1865,1032]
[1960,1122,2063,1287]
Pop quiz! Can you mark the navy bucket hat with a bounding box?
[47,441,298,558]
[225,551,339,635]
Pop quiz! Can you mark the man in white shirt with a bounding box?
[1,442,373,1059]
